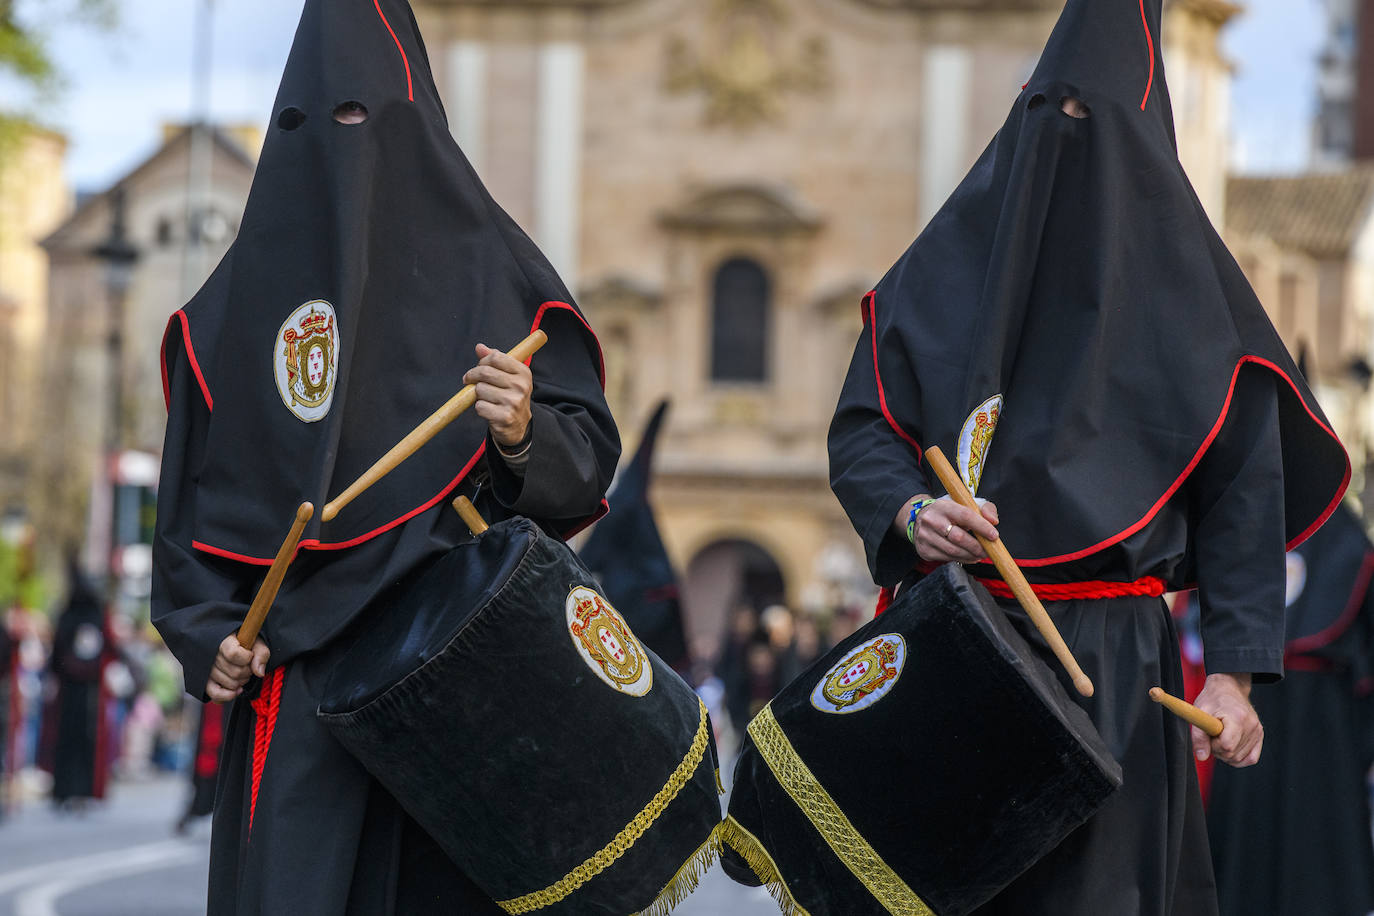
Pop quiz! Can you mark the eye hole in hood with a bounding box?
[333,100,369,125]
[278,107,307,131]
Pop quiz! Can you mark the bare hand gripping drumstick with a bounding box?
[237,501,314,649]
[321,329,549,523]
[925,446,1095,698]
[1148,687,1224,737]
[235,331,547,648]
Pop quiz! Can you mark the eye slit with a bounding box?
[333,101,369,125]
[1059,96,1091,119]
[277,107,307,131]
[1027,93,1047,111]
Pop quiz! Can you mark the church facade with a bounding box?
[413,0,1236,654]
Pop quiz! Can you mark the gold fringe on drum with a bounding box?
[496,699,717,915]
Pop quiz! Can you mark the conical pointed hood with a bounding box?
[1028,0,1174,145]
[850,0,1347,566]
[161,0,604,562]
[580,401,690,671]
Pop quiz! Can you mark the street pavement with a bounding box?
[0,771,780,915]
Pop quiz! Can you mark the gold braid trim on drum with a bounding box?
[496,699,716,914]
[719,815,813,916]
[747,704,936,916]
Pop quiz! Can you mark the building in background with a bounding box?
[0,127,71,527]
[1225,169,1374,503]
[33,125,257,593]
[413,0,1241,658]
[1316,0,1360,165]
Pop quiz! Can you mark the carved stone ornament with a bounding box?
[663,0,832,129]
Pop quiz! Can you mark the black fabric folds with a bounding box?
[722,564,1121,915]
[161,0,605,562]
[579,400,691,672]
[833,0,1347,573]
[317,518,723,914]
[1208,503,1374,916]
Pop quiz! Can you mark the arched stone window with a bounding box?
[710,257,769,383]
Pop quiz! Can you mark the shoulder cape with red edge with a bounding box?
[862,0,1347,565]
[159,0,608,564]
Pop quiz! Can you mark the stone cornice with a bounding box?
[659,183,823,235]
[848,0,1061,10]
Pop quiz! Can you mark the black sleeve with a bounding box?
[828,327,932,587]
[486,311,621,525]
[1189,367,1287,682]
[150,344,255,699]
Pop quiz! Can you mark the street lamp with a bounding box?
[91,188,139,596]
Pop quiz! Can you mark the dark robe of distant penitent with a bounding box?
[827,0,1349,913]
[1207,502,1374,916]
[46,568,109,805]
[151,1,619,913]
[579,401,692,676]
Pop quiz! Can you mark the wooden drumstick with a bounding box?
[237,501,314,649]
[1149,687,1224,737]
[452,495,489,536]
[925,446,1095,698]
[322,330,548,523]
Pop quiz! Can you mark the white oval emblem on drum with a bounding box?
[274,300,339,423]
[566,586,653,697]
[810,634,906,715]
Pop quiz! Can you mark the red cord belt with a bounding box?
[974,575,1167,601]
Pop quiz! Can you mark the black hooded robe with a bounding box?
[828,0,1348,913]
[151,2,619,912]
[579,401,692,675]
[46,572,109,806]
[1207,504,1374,916]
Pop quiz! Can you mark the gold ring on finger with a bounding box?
[944,522,954,539]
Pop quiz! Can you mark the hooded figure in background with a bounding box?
[1207,502,1374,916]
[579,400,691,675]
[45,564,109,808]
[828,0,1348,912]
[151,0,619,911]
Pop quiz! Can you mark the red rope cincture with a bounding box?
[248,666,286,836]
[975,575,1167,602]
[874,587,895,618]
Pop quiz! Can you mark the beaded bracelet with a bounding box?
[906,497,937,545]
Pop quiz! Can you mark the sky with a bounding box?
[20,0,1332,192]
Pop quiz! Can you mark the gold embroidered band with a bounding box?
[747,704,935,916]
[496,698,714,914]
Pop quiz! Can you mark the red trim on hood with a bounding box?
[1287,550,1374,656]
[1139,0,1155,111]
[865,291,924,460]
[373,0,414,103]
[1008,355,1349,567]
[193,443,488,566]
[161,310,213,412]
[189,300,608,563]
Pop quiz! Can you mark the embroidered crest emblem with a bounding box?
[274,300,339,423]
[1285,553,1306,607]
[566,586,653,697]
[810,634,906,715]
[958,394,1003,495]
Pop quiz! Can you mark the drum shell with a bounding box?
[724,563,1122,916]
[318,518,722,914]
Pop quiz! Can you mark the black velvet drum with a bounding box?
[721,563,1122,916]
[317,517,723,915]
